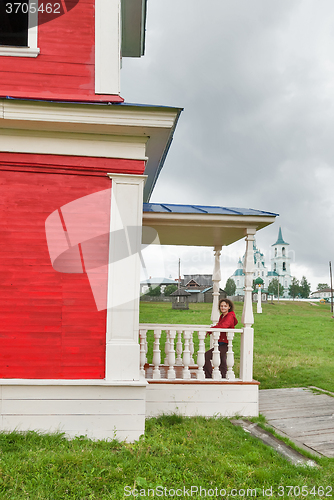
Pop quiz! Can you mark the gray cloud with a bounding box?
[122,0,334,289]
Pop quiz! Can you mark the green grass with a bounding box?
[0,301,333,498]
[140,300,334,391]
[0,417,334,499]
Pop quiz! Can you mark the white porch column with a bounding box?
[240,228,256,381]
[257,285,262,314]
[211,246,222,324]
[105,173,147,381]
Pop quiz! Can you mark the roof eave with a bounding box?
[142,212,277,247]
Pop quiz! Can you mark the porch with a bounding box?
[139,323,259,418]
[136,204,277,421]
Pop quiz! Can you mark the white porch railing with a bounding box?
[139,324,244,382]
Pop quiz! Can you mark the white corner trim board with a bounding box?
[105,173,147,381]
[95,0,121,95]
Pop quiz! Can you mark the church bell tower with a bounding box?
[271,227,292,297]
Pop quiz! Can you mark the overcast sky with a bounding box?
[122,0,334,291]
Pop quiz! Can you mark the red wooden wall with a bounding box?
[0,0,122,103]
[0,154,145,379]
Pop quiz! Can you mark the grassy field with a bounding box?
[140,300,334,391]
[0,301,333,499]
[0,415,334,499]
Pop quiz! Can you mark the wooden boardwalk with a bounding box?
[259,388,334,458]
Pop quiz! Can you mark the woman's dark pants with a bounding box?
[203,343,228,378]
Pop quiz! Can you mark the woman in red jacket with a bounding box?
[203,298,238,378]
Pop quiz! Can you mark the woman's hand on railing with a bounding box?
[206,325,216,337]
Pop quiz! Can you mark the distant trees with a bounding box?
[164,284,178,296]
[225,278,236,296]
[299,276,311,298]
[146,285,161,296]
[289,277,300,299]
[288,276,311,299]
[268,278,284,297]
[317,283,329,291]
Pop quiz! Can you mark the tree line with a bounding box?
[145,284,178,296]
[224,276,312,298]
[146,277,330,300]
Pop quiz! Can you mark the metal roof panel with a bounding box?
[143,203,278,217]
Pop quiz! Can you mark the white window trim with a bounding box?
[0,5,40,57]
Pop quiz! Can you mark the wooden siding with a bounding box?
[0,154,145,379]
[0,383,146,441]
[0,0,123,102]
[146,383,259,417]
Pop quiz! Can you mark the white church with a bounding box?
[230,227,292,298]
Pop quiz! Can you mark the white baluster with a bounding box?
[196,330,206,380]
[182,330,191,379]
[152,329,161,379]
[175,330,183,365]
[167,330,176,379]
[139,329,147,379]
[189,331,195,365]
[226,330,235,380]
[212,330,222,380]
[164,330,170,365]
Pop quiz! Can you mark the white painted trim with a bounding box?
[139,323,243,332]
[0,99,179,130]
[95,0,121,95]
[0,46,40,57]
[105,174,146,381]
[143,212,276,226]
[0,128,148,160]
[0,5,40,57]
[0,379,147,386]
[106,172,148,182]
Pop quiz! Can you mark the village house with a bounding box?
[310,289,334,301]
[0,0,277,441]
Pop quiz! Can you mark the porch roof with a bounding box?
[142,203,278,247]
